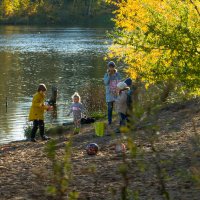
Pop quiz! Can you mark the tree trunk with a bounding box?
[48,85,58,105]
[87,0,93,16]
[160,81,175,102]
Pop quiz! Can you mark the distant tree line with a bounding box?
[0,0,114,26]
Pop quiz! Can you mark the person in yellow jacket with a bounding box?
[29,83,52,142]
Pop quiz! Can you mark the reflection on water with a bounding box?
[0,26,109,144]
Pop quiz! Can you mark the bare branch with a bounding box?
[189,0,200,17]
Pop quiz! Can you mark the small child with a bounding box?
[67,92,84,134]
[29,84,53,142]
[115,82,130,132]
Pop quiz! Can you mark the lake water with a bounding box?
[0,26,109,145]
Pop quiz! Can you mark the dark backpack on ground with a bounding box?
[81,116,95,124]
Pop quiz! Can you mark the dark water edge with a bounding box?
[0,14,114,28]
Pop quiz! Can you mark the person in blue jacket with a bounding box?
[104,61,121,126]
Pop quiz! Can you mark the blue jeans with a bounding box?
[107,102,114,125]
[119,113,127,126]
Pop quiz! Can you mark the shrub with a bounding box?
[79,82,107,117]
[23,123,53,139]
[45,139,79,200]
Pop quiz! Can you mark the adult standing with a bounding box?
[104,61,121,127]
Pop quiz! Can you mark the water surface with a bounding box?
[0,26,109,144]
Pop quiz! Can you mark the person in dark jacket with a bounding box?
[124,78,138,122]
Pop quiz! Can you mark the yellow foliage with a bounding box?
[106,0,200,90]
[109,0,199,31]
[1,0,14,16]
[0,0,40,17]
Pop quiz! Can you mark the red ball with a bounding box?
[86,143,99,155]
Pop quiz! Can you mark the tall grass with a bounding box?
[79,82,106,118]
[45,139,79,200]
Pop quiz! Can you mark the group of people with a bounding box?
[104,61,135,133]
[28,61,135,142]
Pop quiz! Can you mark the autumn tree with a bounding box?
[0,0,39,17]
[0,0,17,16]
[106,0,200,98]
[0,0,112,25]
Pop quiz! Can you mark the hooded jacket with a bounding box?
[29,92,48,121]
[115,90,129,115]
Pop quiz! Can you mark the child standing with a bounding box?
[29,84,52,142]
[67,92,84,134]
[115,82,130,132]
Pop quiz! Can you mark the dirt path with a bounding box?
[0,99,200,200]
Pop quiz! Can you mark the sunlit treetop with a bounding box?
[106,0,200,93]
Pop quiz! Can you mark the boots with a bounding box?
[41,135,51,141]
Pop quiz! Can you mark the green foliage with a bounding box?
[45,139,79,200]
[23,123,53,139]
[68,191,79,200]
[90,111,106,120]
[24,123,71,140]
[23,122,33,139]
[107,0,200,97]
[114,86,173,199]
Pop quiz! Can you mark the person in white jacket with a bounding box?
[115,82,130,129]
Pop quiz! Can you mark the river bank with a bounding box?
[0,99,200,199]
